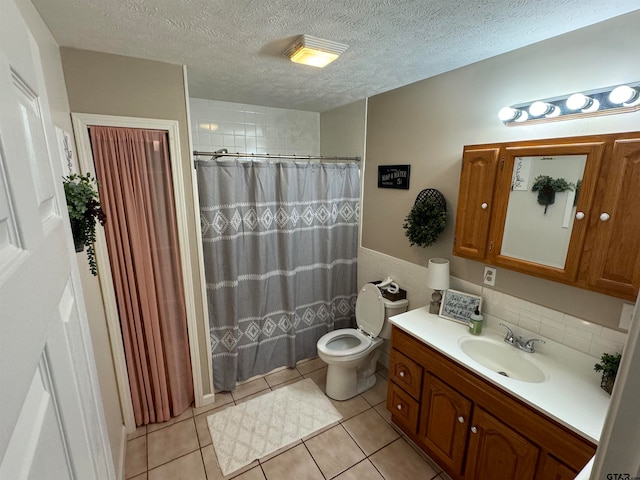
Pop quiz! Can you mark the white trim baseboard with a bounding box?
[117,424,126,480]
[71,113,207,431]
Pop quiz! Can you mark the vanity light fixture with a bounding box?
[284,35,348,68]
[499,81,640,126]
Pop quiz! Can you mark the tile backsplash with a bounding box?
[358,247,628,366]
[189,98,320,156]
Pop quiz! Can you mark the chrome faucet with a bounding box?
[518,338,545,353]
[499,323,516,345]
[499,323,545,353]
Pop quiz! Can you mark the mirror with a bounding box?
[501,155,586,269]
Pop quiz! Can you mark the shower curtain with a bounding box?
[197,160,360,391]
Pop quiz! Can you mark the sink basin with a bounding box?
[459,337,548,383]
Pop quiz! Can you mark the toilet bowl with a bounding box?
[317,283,409,400]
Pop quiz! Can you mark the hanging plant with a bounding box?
[63,173,107,276]
[403,196,447,247]
[531,175,575,214]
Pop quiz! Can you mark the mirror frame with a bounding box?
[489,142,606,282]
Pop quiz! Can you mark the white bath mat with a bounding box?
[207,378,342,476]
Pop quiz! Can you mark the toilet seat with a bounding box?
[317,284,386,358]
[355,283,385,337]
[317,328,372,357]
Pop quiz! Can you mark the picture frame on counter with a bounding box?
[439,289,482,324]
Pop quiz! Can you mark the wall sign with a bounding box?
[439,289,483,324]
[378,165,411,189]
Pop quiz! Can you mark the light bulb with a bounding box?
[514,110,529,123]
[545,106,561,118]
[498,107,519,122]
[566,93,589,110]
[529,101,553,117]
[609,85,640,105]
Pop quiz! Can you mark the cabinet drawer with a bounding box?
[387,381,419,433]
[389,348,423,399]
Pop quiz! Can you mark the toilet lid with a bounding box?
[355,283,385,337]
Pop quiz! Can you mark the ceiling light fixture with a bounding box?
[499,81,640,126]
[285,35,349,68]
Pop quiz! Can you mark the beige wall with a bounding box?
[362,11,640,329]
[320,99,367,158]
[60,50,210,399]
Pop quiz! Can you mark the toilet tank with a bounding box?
[378,297,409,339]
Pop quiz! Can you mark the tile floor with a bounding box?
[124,359,451,480]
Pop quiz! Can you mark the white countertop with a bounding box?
[389,307,611,443]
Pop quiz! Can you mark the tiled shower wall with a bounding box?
[189,98,320,156]
[358,247,628,367]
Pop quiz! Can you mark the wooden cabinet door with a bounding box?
[389,348,423,400]
[419,373,472,476]
[387,381,420,433]
[539,455,579,480]
[586,138,640,299]
[453,148,500,259]
[465,407,539,480]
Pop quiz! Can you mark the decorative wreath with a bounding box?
[403,189,447,247]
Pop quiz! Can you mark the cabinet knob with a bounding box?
[471,426,478,434]
[458,416,465,424]
[481,203,488,210]
[599,213,610,222]
[575,211,585,220]
[396,404,403,411]
[399,371,405,378]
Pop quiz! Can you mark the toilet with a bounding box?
[317,283,409,400]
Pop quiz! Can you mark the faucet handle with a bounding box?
[499,323,515,344]
[522,338,546,353]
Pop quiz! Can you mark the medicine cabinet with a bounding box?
[453,132,640,301]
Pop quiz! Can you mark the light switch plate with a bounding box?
[619,302,635,331]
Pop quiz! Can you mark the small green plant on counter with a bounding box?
[63,173,107,276]
[531,175,575,214]
[594,352,622,395]
[403,197,447,247]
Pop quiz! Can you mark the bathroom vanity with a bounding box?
[386,308,610,480]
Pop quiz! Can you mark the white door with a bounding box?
[0,2,113,479]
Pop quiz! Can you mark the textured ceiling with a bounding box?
[32,0,639,112]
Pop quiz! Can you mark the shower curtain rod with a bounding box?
[193,149,361,163]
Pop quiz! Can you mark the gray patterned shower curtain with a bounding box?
[197,160,360,391]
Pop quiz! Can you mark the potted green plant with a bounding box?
[63,173,106,276]
[531,175,575,214]
[594,352,622,395]
[403,197,447,247]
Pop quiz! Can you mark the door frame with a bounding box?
[72,113,212,432]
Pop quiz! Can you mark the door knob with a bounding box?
[471,426,478,434]
[399,371,405,378]
[481,203,488,210]
[397,404,403,411]
[575,211,585,220]
[458,416,465,423]
[599,213,610,221]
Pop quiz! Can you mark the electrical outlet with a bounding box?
[619,302,635,330]
[483,267,496,286]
